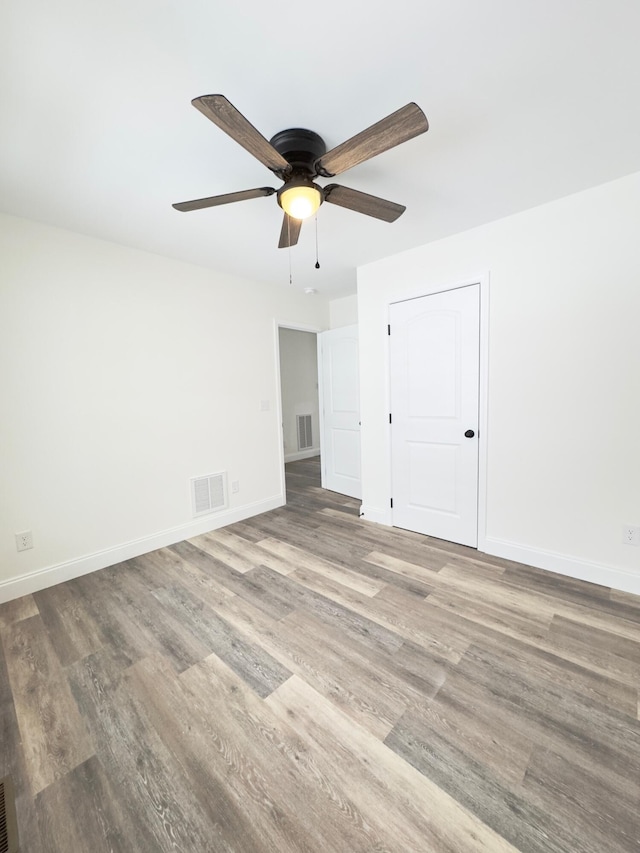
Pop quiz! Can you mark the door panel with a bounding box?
[406,441,458,512]
[319,325,361,498]
[390,285,479,546]
[331,430,361,480]
[407,312,459,417]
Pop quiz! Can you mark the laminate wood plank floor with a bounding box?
[1,457,639,852]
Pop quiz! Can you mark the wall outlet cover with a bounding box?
[15,530,34,551]
[622,525,640,546]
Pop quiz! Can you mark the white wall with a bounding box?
[358,172,640,594]
[329,294,358,328]
[278,328,320,461]
[0,213,329,600]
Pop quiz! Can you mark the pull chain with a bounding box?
[288,216,293,285]
[315,215,320,269]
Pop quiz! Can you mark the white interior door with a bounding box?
[390,285,480,546]
[318,325,361,499]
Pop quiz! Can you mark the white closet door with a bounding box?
[390,285,480,546]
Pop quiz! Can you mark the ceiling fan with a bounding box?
[173,95,429,248]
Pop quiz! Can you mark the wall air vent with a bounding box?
[190,472,227,517]
[296,414,313,450]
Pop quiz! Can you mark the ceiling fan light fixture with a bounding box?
[174,96,430,249]
[278,181,323,220]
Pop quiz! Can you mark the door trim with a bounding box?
[386,274,490,552]
[317,332,326,489]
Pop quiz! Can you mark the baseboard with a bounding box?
[484,536,640,596]
[0,494,285,604]
[344,512,639,595]
[359,504,393,526]
[284,449,320,462]
[8,500,636,603]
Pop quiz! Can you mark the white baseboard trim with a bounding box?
[359,504,393,526]
[0,494,285,604]
[284,449,320,462]
[484,536,640,596]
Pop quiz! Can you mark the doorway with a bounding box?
[278,328,321,472]
[277,323,362,506]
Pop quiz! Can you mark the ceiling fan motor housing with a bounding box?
[271,128,327,216]
[269,128,326,175]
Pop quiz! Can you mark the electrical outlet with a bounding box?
[15,530,33,552]
[621,525,640,546]
[231,480,240,494]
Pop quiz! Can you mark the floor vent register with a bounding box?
[0,777,19,853]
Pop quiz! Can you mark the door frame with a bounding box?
[387,274,490,552]
[274,321,323,504]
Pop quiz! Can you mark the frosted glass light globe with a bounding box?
[279,184,322,220]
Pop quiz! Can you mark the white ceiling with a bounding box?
[2,0,639,298]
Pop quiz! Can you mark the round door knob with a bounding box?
[464,429,475,438]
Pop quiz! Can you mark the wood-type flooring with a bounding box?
[1,457,639,852]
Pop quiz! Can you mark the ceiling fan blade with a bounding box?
[278,214,302,248]
[173,187,275,212]
[192,95,291,175]
[323,184,406,222]
[315,103,428,178]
